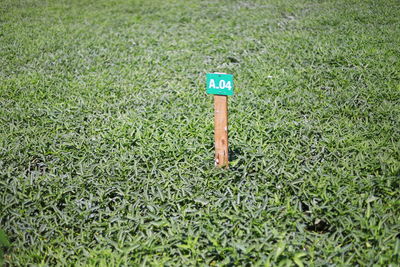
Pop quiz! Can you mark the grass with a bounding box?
[1,0,399,265]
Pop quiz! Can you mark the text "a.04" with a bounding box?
[206,73,234,96]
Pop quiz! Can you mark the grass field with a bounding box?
[1,0,400,265]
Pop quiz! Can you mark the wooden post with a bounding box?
[214,95,229,168]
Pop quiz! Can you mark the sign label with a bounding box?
[206,73,234,96]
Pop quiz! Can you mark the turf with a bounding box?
[1,0,399,265]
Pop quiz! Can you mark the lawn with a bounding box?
[1,0,399,265]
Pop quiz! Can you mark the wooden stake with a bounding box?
[214,95,229,168]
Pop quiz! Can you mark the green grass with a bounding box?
[1,0,399,265]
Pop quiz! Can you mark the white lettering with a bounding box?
[219,80,225,89]
[209,79,216,88]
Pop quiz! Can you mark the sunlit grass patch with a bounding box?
[1,0,399,265]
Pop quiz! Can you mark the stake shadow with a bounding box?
[229,147,244,162]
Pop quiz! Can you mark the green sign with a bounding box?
[206,73,234,96]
